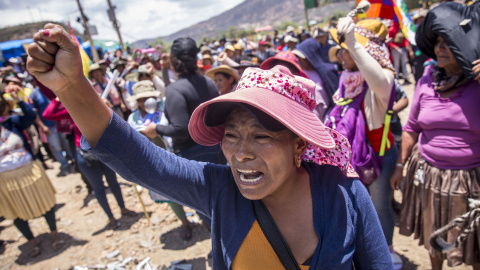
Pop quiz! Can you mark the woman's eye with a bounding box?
[255,135,271,140]
[224,132,238,139]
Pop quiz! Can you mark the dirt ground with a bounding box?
[0,77,474,270]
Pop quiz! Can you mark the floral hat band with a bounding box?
[235,68,317,111]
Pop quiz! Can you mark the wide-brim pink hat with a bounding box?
[190,65,334,149]
[189,65,358,177]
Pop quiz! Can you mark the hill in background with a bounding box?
[1,0,353,48]
[134,0,354,47]
[0,21,84,43]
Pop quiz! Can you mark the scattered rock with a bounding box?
[74,185,83,193]
[84,265,105,269]
[105,231,114,237]
[143,200,154,206]
[140,240,153,248]
[105,250,120,259]
[150,215,164,227]
[135,257,150,270]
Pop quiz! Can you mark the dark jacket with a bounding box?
[2,101,37,158]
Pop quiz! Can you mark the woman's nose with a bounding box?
[234,140,255,162]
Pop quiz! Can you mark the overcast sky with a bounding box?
[0,0,245,42]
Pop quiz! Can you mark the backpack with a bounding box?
[325,75,394,185]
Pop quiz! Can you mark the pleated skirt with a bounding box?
[399,145,480,267]
[0,160,56,220]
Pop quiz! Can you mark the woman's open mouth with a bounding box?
[237,169,264,185]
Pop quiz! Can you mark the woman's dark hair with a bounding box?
[170,54,198,75]
[216,72,237,84]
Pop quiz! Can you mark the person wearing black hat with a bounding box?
[141,37,225,230]
[390,2,480,268]
[233,53,261,77]
[217,38,226,54]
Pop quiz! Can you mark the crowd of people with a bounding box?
[1,0,480,269]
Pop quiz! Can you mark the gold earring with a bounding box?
[296,156,301,168]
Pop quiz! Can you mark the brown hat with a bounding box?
[129,80,160,102]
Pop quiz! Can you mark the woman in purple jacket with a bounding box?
[390,3,480,269]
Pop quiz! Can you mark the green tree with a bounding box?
[226,26,239,39]
[149,37,171,52]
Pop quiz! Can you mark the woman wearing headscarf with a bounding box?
[293,37,339,121]
[390,3,480,269]
[0,91,61,257]
[329,18,401,268]
[27,24,393,269]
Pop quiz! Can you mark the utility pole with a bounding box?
[76,0,100,62]
[304,8,310,31]
[107,0,125,52]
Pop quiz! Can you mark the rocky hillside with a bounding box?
[161,0,354,42]
[0,21,83,43]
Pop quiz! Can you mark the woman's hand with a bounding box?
[336,16,356,46]
[218,52,227,63]
[5,84,31,103]
[141,123,158,139]
[473,59,480,83]
[390,166,403,190]
[40,124,51,135]
[145,62,155,75]
[26,24,84,96]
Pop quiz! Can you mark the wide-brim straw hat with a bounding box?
[328,45,341,63]
[88,63,102,75]
[189,65,358,177]
[202,55,214,63]
[329,19,388,50]
[205,65,240,82]
[329,19,394,71]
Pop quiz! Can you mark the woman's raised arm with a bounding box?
[27,24,111,147]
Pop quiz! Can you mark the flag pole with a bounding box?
[304,5,310,31]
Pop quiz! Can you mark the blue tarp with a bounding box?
[81,43,100,60]
[0,38,33,64]
[0,36,83,66]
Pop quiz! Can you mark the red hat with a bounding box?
[260,51,308,78]
[258,40,272,47]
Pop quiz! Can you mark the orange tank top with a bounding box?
[231,220,310,270]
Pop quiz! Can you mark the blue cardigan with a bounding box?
[83,113,393,269]
[2,101,37,158]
